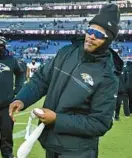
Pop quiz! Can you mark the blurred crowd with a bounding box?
[0,1,130,11]
[0,18,132,36]
[5,39,132,63]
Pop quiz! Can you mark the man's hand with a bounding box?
[9,100,24,121]
[33,108,56,125]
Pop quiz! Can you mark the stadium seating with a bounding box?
[7,40,71,62]
[7,40,132,62]
[0,20,131,31]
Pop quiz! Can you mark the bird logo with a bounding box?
[108,21,112,26]
[81,73,94,86]
[0,63,10,73]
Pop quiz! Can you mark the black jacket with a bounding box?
[14,59,27,94]
[0,55,24,109]
[117,66,128,94]
[109,48,125,94]
[15,43,122,154]
[126,61,132,89]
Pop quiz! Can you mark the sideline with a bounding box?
[13,110,37,139]
[13,123,37,139]
[14,111,30,116]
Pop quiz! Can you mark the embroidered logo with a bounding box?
[108,22,112,26]
[114,94,117,98]
[81,73,94,86]
[0,63,10,73]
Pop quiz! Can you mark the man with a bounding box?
[115,63,130,120]
[26,58,40,80]
[0,36,24,158]
[9,4,122,158]
[17,58,27,82]
[126,61,132,114]
[14,58,27,94]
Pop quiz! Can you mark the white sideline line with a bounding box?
[14,111,30,116]
[13,130,26,139]
[14,110,38,139]
[13,126,37,139]
[14,123,37,127]
[13,124,37,139]
[14,123,27,125]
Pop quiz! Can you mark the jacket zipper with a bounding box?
[72,61,82,74]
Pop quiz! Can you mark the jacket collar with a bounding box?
[109,48,123,74]
[77,43,123,74]
[78,43,110,62]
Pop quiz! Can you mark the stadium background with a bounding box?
[0,0,132,157]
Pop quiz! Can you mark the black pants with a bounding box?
[0,107,14,157]
[115,93,130,118]
[46,150,98,158]
[128,88,132,113]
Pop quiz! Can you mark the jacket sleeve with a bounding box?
[14,58,25,94]
[123,67,129,89]
[14,44,73,109]
[14,58,55,109]
[53,76,119,137]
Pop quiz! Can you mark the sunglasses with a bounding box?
[86,27,108,39]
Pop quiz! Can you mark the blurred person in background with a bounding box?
[26,58,40,80]
[126,61,132,114]
[115,63,130,120]
[14,58,27,93]
[0,36,24,158]
[18,58,27,82]
[9,4,123,158]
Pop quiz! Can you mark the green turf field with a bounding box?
[7,98,132,158]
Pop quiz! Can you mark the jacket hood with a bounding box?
[109,48,123,74]
[75,43,123,74]
[71,39,123,74]
[71,36,85,44]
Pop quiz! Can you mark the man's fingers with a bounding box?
[9,105,16,122]
[33,111,45,118]
[10,114,16,122]
[15,105,21,113]
[9,100,24,122]
[9,105,15,117]
[41,108,49,113]
[9,103,17,114]
[39,118,45,123]
[9,104,13,116]
[9,102,19,121]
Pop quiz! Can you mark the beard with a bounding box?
[0,48,5,56]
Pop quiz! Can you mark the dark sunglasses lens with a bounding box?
[87,29,94,35]
[96,31,104,39]
[86,29,105,39]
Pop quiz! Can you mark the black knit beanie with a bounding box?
[89,4,120,39]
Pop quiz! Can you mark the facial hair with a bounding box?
[0,47,5,56]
